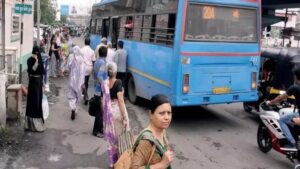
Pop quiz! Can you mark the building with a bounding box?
[0,0,34,127]
[68,15,90,27]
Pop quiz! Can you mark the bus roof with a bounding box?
[94,0,118,7]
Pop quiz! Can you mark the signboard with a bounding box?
[15,3,32,14]
[60,5,69,16]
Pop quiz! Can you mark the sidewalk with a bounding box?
[1,76,109,169]
[0,37,146,169]
[0,38,107,169]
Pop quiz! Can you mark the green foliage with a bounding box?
[34,0,57,25]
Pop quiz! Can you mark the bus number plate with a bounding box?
[213,87,230,94]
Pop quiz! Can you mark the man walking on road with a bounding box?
[114,40,127,88]
[81,38,96,105]
[106,42,116,64]
[95,37,107,58]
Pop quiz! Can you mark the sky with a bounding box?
[57,0,101,8]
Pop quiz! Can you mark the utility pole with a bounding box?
[282,8,288,47]
[19,0,24,83]
[37,0,41,46]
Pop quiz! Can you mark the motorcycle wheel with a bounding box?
[243,102,253,113]
[295,164,300,169]
[257,122,272,153]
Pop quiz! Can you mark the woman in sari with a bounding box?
[25,46,45,132]
[131,94,174,169]
[102,62,129,169]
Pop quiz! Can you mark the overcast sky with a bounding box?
[57,0,101,8]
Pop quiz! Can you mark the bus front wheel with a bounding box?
[128,76,138,104]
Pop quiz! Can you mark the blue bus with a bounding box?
[89,0,261,106]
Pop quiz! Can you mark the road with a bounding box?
[0,37,293,169]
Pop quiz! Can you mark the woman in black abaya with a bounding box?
[25,46,45,132]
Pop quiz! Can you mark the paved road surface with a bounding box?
[0,38,294,169]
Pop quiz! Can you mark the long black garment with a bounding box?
[26,55,44,120]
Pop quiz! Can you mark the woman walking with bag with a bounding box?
[131,94,174,169]
[25,46,45,132]
[102,62,129,169]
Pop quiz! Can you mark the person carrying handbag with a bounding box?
[102,62,130,169]
[131,94,174,169]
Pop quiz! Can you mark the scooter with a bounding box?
[257,101,300,169]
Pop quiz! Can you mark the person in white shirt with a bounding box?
[95,37,107,58]
[113,40,127,87]
[106,42,116,64]
[81,38,96,105]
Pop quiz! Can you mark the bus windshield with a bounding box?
[185,4,257,43]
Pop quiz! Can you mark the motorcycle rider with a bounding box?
[267,67,300,150]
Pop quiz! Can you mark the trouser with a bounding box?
[116,72,126,86]
[279,112,299,144]
[117,72,127,96]
[83,76,90,101]
[93,95,103,134]
[50,54,57,77]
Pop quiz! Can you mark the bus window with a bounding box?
[133,15,143,41]
[151,14,175,45]
[102,19,110,37]
[142,15,152,42]
[91,19,97,34]
[119,17,127,39]
[111,17,120,48]
[150,15,156,43]
[185,4,257,42]
[96,19,102,35]
[167,14,176,45]
[125,16,133,39]
[155,14,169,44]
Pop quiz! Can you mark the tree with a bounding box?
[34,0,56,26]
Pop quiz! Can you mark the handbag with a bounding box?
[114,130,156,169]
[117,129,135,156]
[42,94,49,120]
[88,96,98,117]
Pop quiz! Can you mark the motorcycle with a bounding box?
[257,101,300,169]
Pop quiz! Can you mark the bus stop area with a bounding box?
[2,0,300,169]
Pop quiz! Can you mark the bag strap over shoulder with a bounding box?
[132,129,151,150]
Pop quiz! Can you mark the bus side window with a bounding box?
[119,17,127,39]
[125,16,133,39]
[133,15,142,41]
[91,19,97,34]
[154,14,169,45]
[142,15,152,42]
[96,19,102,35]
[102,19,110,37]
[150,15,156,43]
[167,14,176,45]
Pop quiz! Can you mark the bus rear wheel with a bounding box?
[128,76,138,104]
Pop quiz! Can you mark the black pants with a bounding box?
[117,72,127,95]
[93,95,103,134]
[84,76,90,101]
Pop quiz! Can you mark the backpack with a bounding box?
[114,130,156,169]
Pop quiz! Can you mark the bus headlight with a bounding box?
[251,72,257,90]
[183,74,190,93]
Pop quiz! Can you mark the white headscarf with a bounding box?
[72,46,82,57]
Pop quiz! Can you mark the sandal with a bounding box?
[93,132,104,138]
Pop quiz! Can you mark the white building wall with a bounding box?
[5,0,33,72]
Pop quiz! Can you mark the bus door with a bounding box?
[111,17,120,48]
[102,18,110,38]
